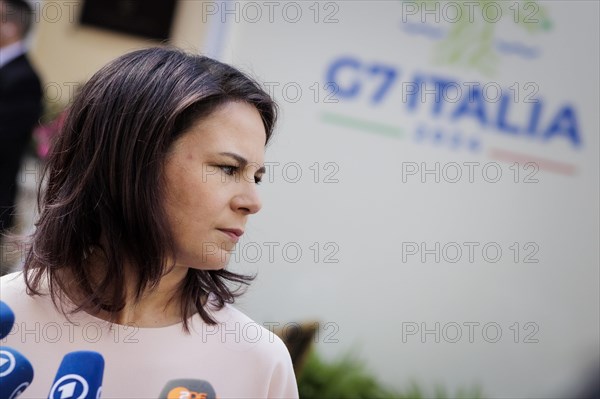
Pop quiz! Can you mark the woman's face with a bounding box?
[163,101,267,270]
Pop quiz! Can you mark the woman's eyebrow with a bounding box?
[218,152,266,174]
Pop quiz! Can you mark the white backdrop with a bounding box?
[204,1,599,397]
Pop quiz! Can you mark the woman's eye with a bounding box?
[218,165,263,184]
[219,165,237,175]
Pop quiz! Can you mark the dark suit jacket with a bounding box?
[0,52,43,232]
[0,53,43,148]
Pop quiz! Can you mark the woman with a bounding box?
[0,47,298,398]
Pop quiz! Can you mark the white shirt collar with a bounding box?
[0,41,26,69]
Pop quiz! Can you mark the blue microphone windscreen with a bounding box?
[0,346,34,399]
[158,379,217,399]
[0,301,15,340]
[48,351,104,399]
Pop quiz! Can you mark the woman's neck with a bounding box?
[110,265,189,327]
[62,252,193,328]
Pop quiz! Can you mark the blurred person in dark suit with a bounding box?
[0,0,42,251]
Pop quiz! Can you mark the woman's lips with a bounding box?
[218,229,244,242]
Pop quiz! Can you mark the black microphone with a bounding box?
[47,351,104,399]
[0,301,15,340]
[158,379,217,399]
[0,346,34,399]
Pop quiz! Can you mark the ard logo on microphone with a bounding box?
[0,347,34,399]
[48,373,102,399]
[0,349,16,377]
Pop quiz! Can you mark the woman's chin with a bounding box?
[184,255,231,271]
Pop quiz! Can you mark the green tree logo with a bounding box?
[405,0,553,76]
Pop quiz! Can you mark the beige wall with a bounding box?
[29,0,208,105]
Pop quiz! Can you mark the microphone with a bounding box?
[48,351,104,399]
[0,301,15,340]
[0,346,34,399]
[158,379,217,399]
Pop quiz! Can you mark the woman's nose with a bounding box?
[231,182,262,215]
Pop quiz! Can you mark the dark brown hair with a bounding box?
[23,47,277,331]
